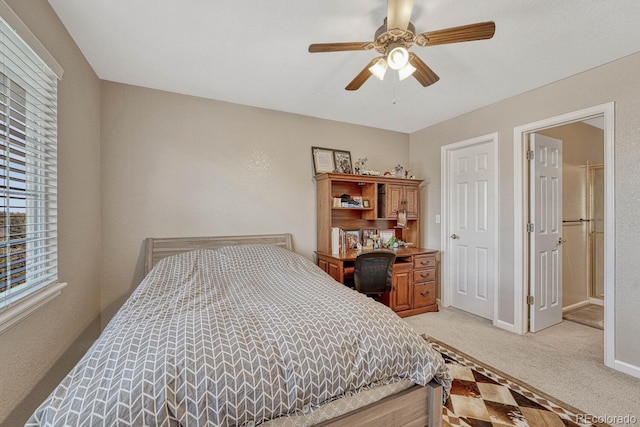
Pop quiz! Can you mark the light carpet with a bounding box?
[563,304,604,330]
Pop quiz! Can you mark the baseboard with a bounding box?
[562,300,589,313]
[494,319,520,334]
[614,358,640,380]
[589,297,604,306]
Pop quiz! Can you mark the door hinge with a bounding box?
[527,223,534,233]
[527,295,535,305]
[527,150,534,160]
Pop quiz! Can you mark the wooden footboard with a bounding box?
[317,381,443,427]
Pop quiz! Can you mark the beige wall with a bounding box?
[539,122,604,308]
[99,81,410,323]
[410,52,640,369]
[0,1,102,425]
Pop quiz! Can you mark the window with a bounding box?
[0,14,59,312]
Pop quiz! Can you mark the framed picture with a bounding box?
[344,229,361,250]
[362,199,370,208]
[333,150,353,174]
[362,228,377,246]
[311,146,336,175]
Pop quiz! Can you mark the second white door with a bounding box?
[447,137,496,320]
[529,133,563,332]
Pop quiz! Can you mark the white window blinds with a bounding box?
[0,15,58,309]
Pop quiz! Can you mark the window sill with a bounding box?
[0,282,68,335]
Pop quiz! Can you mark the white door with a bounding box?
[448,139,496,319]
[529,133,563,332]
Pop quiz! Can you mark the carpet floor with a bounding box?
[428,337,610,427]
[563,304,604,330]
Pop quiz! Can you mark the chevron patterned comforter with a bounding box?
[27,244,451,426]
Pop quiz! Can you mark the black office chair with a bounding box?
[354,251,396,296]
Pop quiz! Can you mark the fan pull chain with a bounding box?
[392,71,398,104]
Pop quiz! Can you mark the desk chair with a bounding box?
[354,251,396,296]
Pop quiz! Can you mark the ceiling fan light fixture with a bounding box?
[369,58,388,80]
[387,45,409,70]
[397,62,416,81]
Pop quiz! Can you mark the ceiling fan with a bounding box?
[308,0,495,90]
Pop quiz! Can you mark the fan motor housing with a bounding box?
[373,20,417,54]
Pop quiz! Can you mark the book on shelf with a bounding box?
[331,227,340,254]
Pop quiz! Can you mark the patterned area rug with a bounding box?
[426,337,610,427]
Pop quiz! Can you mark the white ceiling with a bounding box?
[48,0,640,134]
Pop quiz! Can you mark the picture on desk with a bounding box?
[362,228,377,248]
[344,229,361,250]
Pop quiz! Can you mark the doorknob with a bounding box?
[558,237,566,245]
[450,233,460,240]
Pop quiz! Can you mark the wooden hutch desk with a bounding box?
[314,173,439,317]
[316,247,439,318]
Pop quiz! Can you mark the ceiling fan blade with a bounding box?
[418,21,495,46]
[387,0,414,31]
[408,53,439,87]
[345,57,380,91]
[309,42,371,53]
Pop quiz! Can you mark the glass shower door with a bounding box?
[589,165,604,299]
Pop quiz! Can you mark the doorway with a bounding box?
[513,103,614,368]
[534,122,606,333]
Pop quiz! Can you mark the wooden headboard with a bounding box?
[144,233,293,275]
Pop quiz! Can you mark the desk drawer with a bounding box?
[413,268,436,283]
[413,255,436,269]
[414,282,436,308]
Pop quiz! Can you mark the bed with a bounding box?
[27,234,451,426]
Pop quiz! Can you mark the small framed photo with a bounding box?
[362,228,377,249]
[362,199,370,208]
[311,146,336,175]
[344,229,361,250]
[362,227,376,240]
[333,150,353,174]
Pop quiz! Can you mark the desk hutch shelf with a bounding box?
[315,173,422,253]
